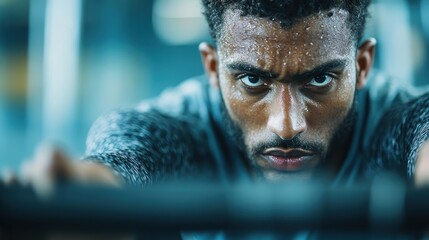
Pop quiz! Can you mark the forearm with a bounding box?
[84,152,152,185]
[72,160,122,187]
[414,141,429,186]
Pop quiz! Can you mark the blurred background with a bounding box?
[0,0,428,169]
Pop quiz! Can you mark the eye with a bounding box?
[307,74,334,87]
[239,75,265,88]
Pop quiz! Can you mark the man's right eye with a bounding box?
[239,75,265,88]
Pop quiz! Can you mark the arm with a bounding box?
[365,92,429,181]
[83,109,212,185]
[15,144,121,196]
[12,109,212,196]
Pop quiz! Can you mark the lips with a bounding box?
[260,148,318,171]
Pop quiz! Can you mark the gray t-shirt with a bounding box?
[84,72,423,185]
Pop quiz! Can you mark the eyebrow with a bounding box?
[294,59,348,81]
[225,59,348,81]
[226,62,278,78]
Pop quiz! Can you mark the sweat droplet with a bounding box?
[321,24,324,28]
[288,51,291,55]
[305,27,310,31]
[305,52,309,55]
[320,36,324,39]
[310,42,313,45]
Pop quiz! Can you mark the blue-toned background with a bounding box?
[0,0,428,169]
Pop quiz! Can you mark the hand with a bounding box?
[0,144,125,239]
[3,144,121,196]
[414,141,429,186]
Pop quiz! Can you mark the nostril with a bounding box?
[267,113,306,140]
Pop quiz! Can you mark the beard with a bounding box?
[219,90,358,178]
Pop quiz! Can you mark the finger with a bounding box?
[73,162,122,187]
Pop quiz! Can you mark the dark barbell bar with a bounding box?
[0,180,428,233]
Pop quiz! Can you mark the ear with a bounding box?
[356,38,376,89]
[199,42,219,89]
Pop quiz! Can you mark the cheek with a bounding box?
[219,75,269,136]
[222,83,266,126]
[306,78,356,137]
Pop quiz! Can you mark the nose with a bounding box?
[267,87,307,140]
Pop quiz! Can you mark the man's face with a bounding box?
[204,9,369,181]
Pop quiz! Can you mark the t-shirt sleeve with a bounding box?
[365,92,429,179]
[83,109,212,185]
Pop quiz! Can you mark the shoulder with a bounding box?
[365,92,429,178]
[365,71,426,109]
[136,75,211,119]
[86,75,215,162]
[361,71,429,178]
[83,76,219,183]
[341,72,427,181]
[85,75,213,155]
[85,75,215,163]
[361,71,426,144]
[85,108,215,183]
[86,108,206,155]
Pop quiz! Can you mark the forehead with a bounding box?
[217,9,354,69]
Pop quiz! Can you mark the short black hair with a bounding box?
[201,0,371,45]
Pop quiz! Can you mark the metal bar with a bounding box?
[0,181,428,233]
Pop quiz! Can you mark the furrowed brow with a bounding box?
[226,62,278,78]
[293,59,348,81]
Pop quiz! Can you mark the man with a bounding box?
[18,0,428,191]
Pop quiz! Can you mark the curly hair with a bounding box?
[201,0,371,45]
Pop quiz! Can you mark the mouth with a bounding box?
[260,148,319,172]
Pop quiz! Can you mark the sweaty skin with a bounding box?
[201,9,374,181]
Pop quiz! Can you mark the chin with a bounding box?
[260,168,315,182]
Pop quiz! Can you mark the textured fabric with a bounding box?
[333,71,426,184]
[365,92,429,178]
[85,109,215,184]
[84,72,425,185]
